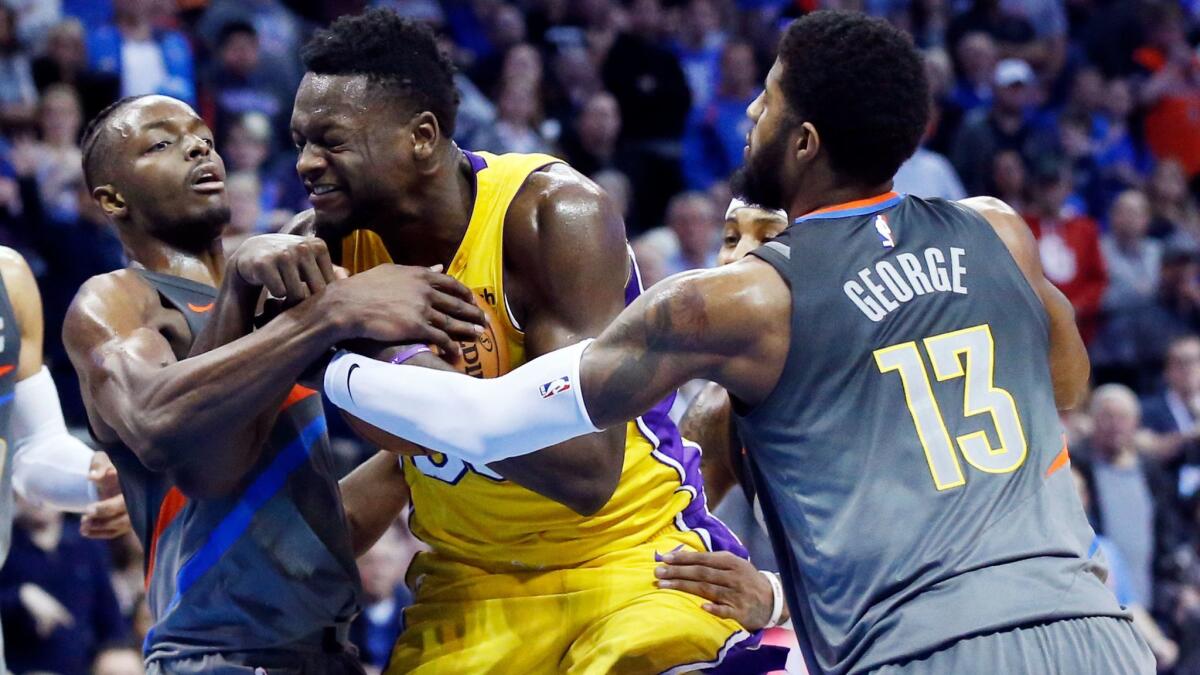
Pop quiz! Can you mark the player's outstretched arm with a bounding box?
[959,197,1090,410]
[0,248,120,526]
[324,259,790,468]
[64,265,483,498]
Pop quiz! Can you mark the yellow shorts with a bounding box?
[386,530,751,674]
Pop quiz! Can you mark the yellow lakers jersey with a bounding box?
[341,150,743,571]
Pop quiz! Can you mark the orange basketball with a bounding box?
[341,291,509,455]
[441,291,510,379]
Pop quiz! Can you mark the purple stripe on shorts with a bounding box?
[639,398,749,558]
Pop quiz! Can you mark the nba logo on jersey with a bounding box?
[875,215,895,248]
[539,376,572,399]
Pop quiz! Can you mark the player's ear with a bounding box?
[93,185,127,220]
[794,122,820,166]
[410,111,440,165]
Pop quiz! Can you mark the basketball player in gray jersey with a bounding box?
[0,245,132,674]
[63,94,483,672]
[323,11,1156,674]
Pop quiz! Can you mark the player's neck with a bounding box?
[124,234,226,288]
[372,149,475,269]
[788,178,895,221]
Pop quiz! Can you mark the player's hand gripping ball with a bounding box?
[341,292,509,455]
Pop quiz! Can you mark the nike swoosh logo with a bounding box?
[0,365,13,378]
[187,302,215,313]
[346,363,359,404]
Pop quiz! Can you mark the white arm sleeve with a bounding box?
[11,367,99,512]
[323,340,602,464]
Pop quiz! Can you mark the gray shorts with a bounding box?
[146,651,365,675]
[872,616,1155,674]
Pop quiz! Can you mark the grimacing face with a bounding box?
[718,206,789,266]
[96,96,229,250]
[291,72,416,239]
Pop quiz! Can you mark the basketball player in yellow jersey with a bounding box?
[287,10,772,674]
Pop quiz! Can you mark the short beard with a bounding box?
[152,204,232,253]
[731,133,789,213]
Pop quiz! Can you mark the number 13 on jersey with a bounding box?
[874,324,1027,491]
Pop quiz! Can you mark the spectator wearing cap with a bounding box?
[87,0,195,104]
[1152,242,1200,349]
[951,57,1037,195]
[1024,160,1107,343]
[31,19,120,124]
[199,20,295,165]
[1093,190,1163,388]
[682,41,760,191]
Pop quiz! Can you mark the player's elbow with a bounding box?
[1054,360,1091,412]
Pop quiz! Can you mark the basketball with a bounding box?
[341,290,509,454]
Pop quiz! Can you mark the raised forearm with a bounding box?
[188,269,260,357]
[340,450,410,557]
[116,295,341,473]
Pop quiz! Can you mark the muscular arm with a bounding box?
[681,382,738,508]
[959,197,1090,410]
[339,451,411,557]
[325,260,790,467]
[63,273,346,498]
[484,168,630,515]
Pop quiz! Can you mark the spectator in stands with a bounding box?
[543,44,602,126]
[0,499,127,673]
[470,74,555,155]
[0,4,37,128]
[602,0,691,227]
[88,0,196,104]
[893,122,966,200]
[31,19,119,123]
[199,19,294,162]
[634,191,721,279]
[223,112,305,220]
[988,149,1027,211]
[1136,2,1200,181]
[196,0,306,85]
[947,0,1036,68]
[1093,77,1148,206]
[1077,385,1183,614]
[1141,335,1200,494]
[561,91,627,178]
[351,526,417,672]
[950,31,997,114]
[1074,461,1181,671]
[467,3,529,101]
[1150,159,1200,245]
[1094,190,1162,386]
[952,57,1037,195]
[92,643,144,675]
[672,0,725,107]
[1025,160,1108,343]
[30,84,84,224]
[682,40,760,190]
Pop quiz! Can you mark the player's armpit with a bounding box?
[681,382,738,507]
[959,197,1090,410]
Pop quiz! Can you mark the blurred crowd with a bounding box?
[0,0,1199,672]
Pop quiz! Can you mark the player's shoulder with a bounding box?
[506,160,623,260]
[64,269,158,348]
[0,246,34,289]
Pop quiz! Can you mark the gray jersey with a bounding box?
[102,271,361,666]
[0,272,20,674]
[734,194,1126,675]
